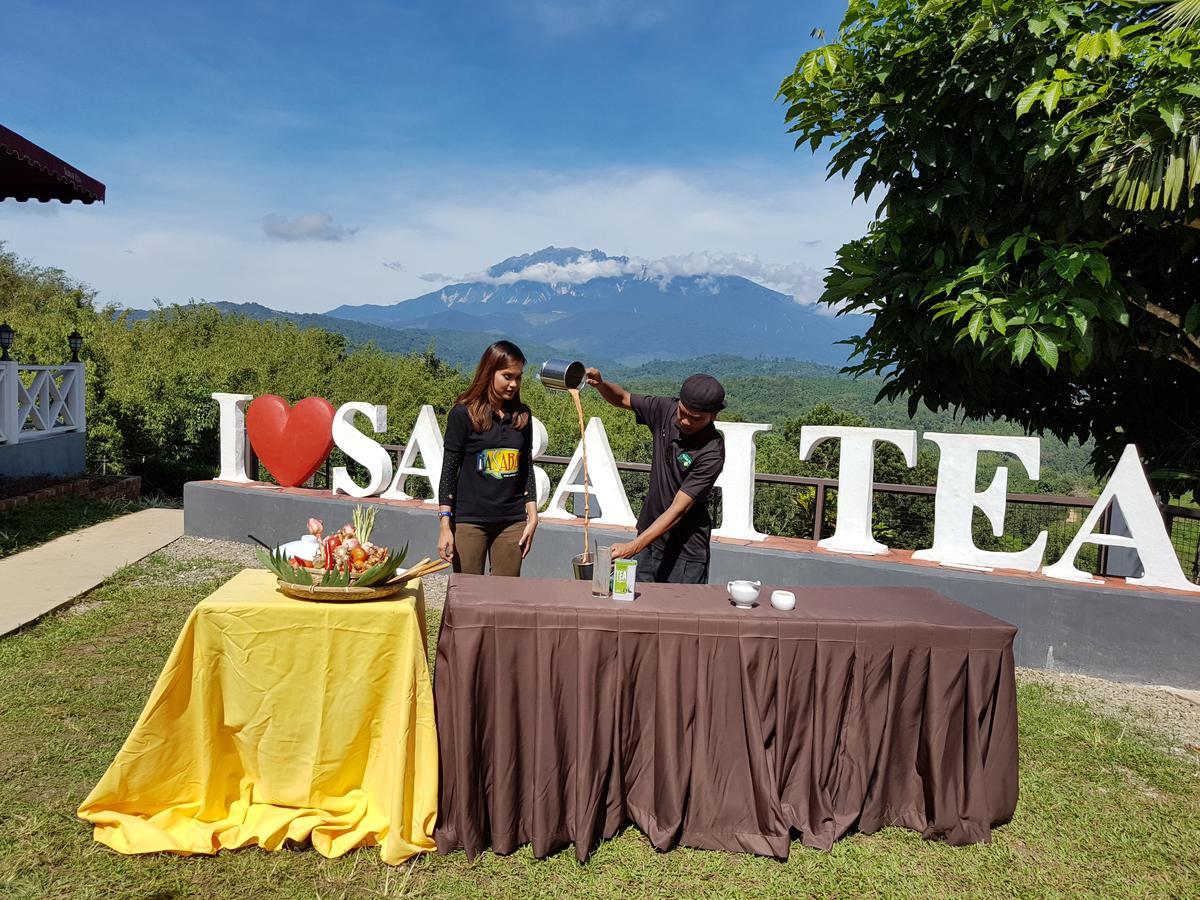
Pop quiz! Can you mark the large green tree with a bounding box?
[779,0,1200,497]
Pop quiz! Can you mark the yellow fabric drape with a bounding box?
[78,569,438,865]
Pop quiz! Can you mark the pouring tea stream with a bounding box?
[539,359,592,565]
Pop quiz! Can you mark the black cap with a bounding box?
[679,373,725,413]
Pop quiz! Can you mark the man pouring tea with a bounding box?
[585,368,726,584]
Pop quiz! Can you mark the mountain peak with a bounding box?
[325,246,865,367]
[486,246,618,277]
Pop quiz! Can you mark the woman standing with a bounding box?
[437,340,538,575]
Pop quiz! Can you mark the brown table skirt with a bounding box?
[434,577,1018,862]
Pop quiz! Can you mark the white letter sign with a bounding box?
[712,421,773,541]
[331,403,393,498]
[543,417,637,527]
[531,416,551,508]
[799,426,918,555]
[211,392,254,483]
[1043,445,1200,592]
[913,433,1048,572]
[211,390,1199,598]
[381,404,444,504]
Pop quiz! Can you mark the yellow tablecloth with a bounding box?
[77,568,438,865]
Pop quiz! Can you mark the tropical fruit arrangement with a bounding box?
[257,506,407,588]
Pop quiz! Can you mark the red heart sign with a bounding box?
[245,395,336,487]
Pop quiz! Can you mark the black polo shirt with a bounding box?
[630,393,725,563]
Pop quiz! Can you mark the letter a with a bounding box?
[1043,445,1199,592]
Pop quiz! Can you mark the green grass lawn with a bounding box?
[1,554,1198,899]
[0,497,141,559]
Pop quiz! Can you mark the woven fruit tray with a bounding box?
[255,509,449,603]
[276,578,411,603]
[274,557,450,603]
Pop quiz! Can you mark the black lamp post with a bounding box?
[0,323,13,361]
[68,329,83,363]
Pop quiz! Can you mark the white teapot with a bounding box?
[727,580,761,607]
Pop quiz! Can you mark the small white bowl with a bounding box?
[276,537,318,561]
[727,580,761,607]
[770,590,796,611]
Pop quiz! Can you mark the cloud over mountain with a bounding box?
[262,213,359,242]
[454,247,825,304]
[327,246,863,366]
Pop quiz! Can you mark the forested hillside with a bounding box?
[126,301,583,372]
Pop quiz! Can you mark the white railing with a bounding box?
[0,361,86,445]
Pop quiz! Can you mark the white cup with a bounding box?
[770,590,796,611]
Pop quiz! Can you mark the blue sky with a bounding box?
[1,0,871,312]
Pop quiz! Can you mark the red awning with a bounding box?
[0,124,105,204]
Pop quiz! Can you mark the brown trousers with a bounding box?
[452,521,525,577]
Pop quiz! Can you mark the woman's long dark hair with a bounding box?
[455,340,530,432]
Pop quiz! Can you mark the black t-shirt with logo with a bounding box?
[630,393,725,563]
[440,403,533,524]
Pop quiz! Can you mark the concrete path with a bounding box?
[0,508,183,637]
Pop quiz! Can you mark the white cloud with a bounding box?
[469,254,633,286]
[0,164,872,314]
[456,249,825,305]
[646,252,826,304]
[382,260,406,271]
[262,212,358,242]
